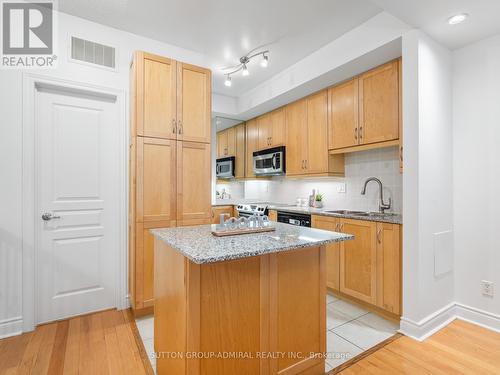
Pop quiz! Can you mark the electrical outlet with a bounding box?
[337,183,346,193]
[481,280,494,297]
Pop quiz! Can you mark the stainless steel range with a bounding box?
[236,203,269,218]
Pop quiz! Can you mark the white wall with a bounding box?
[216,147,402,213]
[0,11,210,338]
[453,34,500,321]
[400,30,455,339]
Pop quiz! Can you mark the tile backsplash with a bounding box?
[216,146,402,213]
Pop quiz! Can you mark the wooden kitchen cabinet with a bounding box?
[376,222,401,315]
[339,218,377,305]
[129,51,212,315]
[286,91,344,177]
[176,62,211,143]
[234,123,246,179]
[136,137,177,225]
[211,205,234,224]
[328,59,400,153]
[257,108,285,149]
[312,215,341,292]
[328,78,359,150]
[268,209,277,221]
[177,141,212,226]
[245,119,259,178]
[217,130,227,157]
[131,52,211,143]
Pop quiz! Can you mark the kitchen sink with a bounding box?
[324,210,398,218]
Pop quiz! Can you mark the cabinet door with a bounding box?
[339,219,377,304]
[285,99,308,175]
[217,130,227,157]
[270,108,285,147]
[376,223,401,315]
[359,60,399,145]
[211,205,234,224]
[312,215,340,292]
[306,90,329,174]
[226,126,236,156]
[245,119,259,178]
[328,78,359,149]
[268,210,277,222]
[177,63,211,143]
[137,52,177,139]
[177,141,211,225]
[235,123,246,179]
[136,137,177,225]
[257,113,271,150]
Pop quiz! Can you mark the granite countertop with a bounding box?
[268,205,403,225]
[151,223,353,264]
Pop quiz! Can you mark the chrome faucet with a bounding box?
[361,177,391,213]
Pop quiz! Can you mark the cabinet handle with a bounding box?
[400,146,403,162]
[172,119,176,134]
[335,223,340,231]
[354,128,358,140]
[359,126,363,140]
[377,228,382,244]
[301,160,305,169]
[305,160,308,169]
[178,120,183,134]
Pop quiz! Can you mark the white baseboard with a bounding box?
[400,302,500,341]
[399,302,457,341]
[0,316,23,339]
[455,303,500,333]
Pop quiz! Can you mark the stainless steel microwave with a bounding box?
[253,146,286,176]
[216,156,235,179]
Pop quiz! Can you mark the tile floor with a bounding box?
[135,292,399,374]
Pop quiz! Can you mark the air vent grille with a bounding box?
[71,36,115,69]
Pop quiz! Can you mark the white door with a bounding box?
[36,86,119,324]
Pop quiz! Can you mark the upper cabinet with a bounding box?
[329,59,401,152]
[177,63,212,143]
[217,126,236,158]
[245,119,259,178]
[257,108,285,150]
[132,52,211,143]
[358,60,399,145]
[328,78,359,150]
[286,91,344,177]
[216,123,246,179]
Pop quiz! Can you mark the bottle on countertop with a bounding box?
[309,189,315,207]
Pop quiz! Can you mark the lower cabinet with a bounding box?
[312,215,401,315]
[268,209,277,221]
[211,205,234,224]
[312,215,340,292]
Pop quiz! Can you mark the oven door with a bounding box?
[216,157,235,178]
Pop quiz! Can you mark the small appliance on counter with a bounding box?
[277,211,311,227]
[253,146,285,176]
[216,156,235,179]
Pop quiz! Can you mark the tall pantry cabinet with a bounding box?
[129,51,212,315]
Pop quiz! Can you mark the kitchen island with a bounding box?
[151,223,353,375]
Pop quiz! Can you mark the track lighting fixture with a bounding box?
[220,49,269,87]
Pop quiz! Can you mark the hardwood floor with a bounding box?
[2,314,499,375]
[0,309,153,375]
[334,319,500,375]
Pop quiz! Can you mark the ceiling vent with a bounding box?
[71,36,116,69]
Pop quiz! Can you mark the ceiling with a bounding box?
[58,0,382,96]
[370,0,500,50]
[59,0,500,99]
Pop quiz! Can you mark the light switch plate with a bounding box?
[481,280,494,297]
[337,183,346,193]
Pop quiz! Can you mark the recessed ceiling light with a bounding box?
[224,75,232,87]
[448,13,469,25]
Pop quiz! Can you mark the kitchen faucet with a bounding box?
[361,177,391,213]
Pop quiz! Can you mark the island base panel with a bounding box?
[154,239,326,375]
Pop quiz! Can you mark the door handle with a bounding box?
[42,212,61,221]
[172,119,176,134]
[377,228,382,244]
[178,120,183,134]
